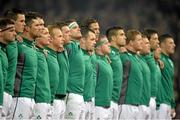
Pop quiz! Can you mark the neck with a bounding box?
[0,39,8,45]
[80,42,86,50]
[48,43,57,51]
[71,37,80,41]
[36,42,44,49]
[126,44,137,54]
[140,52,148,55]
[22,32,34,41]
[161,49,169,56]
[110,42,119,49]
[96,49,105,56]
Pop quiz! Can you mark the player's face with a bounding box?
[37,18,45,30]
[150,33,159,50]
[29,19,41,38]
[132,34,142,51]
[101,42,111,55]
[15,14,25,33]
[116,29,126,46]
[1,24,17,43]
[0,29,1,38]
[154,47,161,59]
[140,37,150,54]
[52,28,64,49]
[37,28,51,47]
[89,22,100,40]
[61,26,71,45]
[70,25,82,40]
[85,31,96,51]
[164,38,175,55]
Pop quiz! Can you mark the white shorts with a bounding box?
[119,104,139,119]
[0,106,2,119]
[149,97,157,119]
[109,101,119,120]
[95,106,110,120]
[81,101,94,120]
[138,105,151,119]
[2,92,13,118]
[118,105,122,119]
[90,97,95,120]
[52,99,66,119]
[65,93,84,119]
[9,97,35,119]
[34,103,51,119]
[157,103,171,120]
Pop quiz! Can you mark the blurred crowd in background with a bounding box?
[0,0,179,118]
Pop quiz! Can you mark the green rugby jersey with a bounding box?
[119,51,143,105]
[35,47,51,103]
[0,57,3,106]
[56,49,69,99]
[0,43,8,105]
[14,38,38,98]
[139,55,151,106]
[95,54,113,107]
[90,52,97,98]
[46,47,59,102]
[144,52,159,97]
[5,41,18,95]
[65,40,85,95]
[158,53,176,108]
[154,62,162,108]
[109,46,123,103]
[82,49,94,102]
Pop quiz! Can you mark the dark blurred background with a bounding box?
[0,0,179,118]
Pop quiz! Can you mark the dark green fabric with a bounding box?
[82,49,94,102]
[95,54,113,107]
[35,47,51,103]
[90,53,97,98]
[5,41,18,95]
[14,38,37,98]
[65,40,85,95]
[139,55,151,106]
[144,52,159,97]
[46,47,59,103]
[0,43,8,105]
[109,46,123,103]
[154,62,162,108]
[56,49,69,97]
[119,51,143,105]
[0,56,3,106]
[158,53,176,108]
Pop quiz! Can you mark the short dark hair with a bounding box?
[30,12,43,19]
[126,29,141,43]
[81,18,98,29]
[55,21,68,29]
[25,12,39,26]
[159,34,173,43]
[65,19,77,26]
[106,26,123,41]
[144,28,158,40]
[4,8,24,21]
[0,18,14,31]
[81,27,95,39]
[141,34,147,38]
[48,24,61,37]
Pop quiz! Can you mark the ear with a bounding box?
[80,38,85,44]
[111,36,116,41]
[24,25,30,32]
[0,32,2,39]
[129,40,133,46]
[160,42,165,48]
